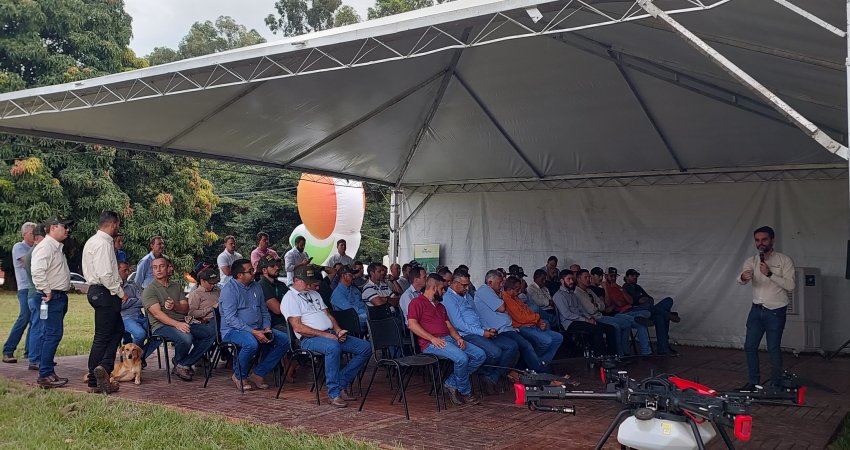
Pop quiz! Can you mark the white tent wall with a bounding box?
[398,179,850,351]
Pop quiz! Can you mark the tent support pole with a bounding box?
[637,0,848,160]
[396,29,471,188]
[283,70,446,166]
[453,72,544,178]
[608,50,684,171]
[389,189,402,264]
[772,0,846,37]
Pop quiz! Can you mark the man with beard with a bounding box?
[737,226,795,390]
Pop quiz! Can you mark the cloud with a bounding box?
[125,0,373,56]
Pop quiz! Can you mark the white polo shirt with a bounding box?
[282,287,332,338]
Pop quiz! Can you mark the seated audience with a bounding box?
[501,276,564,366]
[186,268,220,337]
[362,263,401,318]
[623,269,680,355]
[441,270,519,394]
[574,269,648,356]
[142,257,215,381]
[219,259,289,391]
[541,256,561,296]
[257,255,289,333]
[552,270,613,355]
[331,266,368,331]
[408,274,485,405]
[400,266,427,324]
[474,270,558,373]
[283,266,372,408]
[118,261,156,363]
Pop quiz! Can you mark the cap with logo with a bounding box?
[625,268,640,277]
[258,254,281,270]
[338,265,357,276]
[294,265,322,283]
[198,268,220,282]
[45,216,74,228]
[607,267,619,275]
[508,264,527,278]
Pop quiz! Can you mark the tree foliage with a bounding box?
[145,16,266,65]
[266,0,362,36]
[333,5,361,28]
[367,0,436,19]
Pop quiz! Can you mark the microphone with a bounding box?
[759,250,765,263]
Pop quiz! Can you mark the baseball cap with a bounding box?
[338,266,357,276]
[198,268,220,282]
[508,264,527,278]
[625,268,640,277]
[258,254,281,270]
[45,216,74,228]
[590,267,604,276]
[294,265,322,283]
[607,267,619,275]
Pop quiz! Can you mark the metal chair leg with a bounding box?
[163,341,171,384]
[358,365,382,412]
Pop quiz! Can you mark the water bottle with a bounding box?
[40,301,48,320]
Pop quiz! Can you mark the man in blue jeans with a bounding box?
[737,225,795,390]
[283,265,371,408]
[2,222,36,364]
[441,269,518,395]
[24,225,46,371]
[409,274,485,406]
[623,269,681,355]
[118,261,157,362]
[142,256,215,382]
[220,259,289,391]
[30,217,74,388]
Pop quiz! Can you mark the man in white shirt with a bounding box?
[30,217,73,388]
[283,236,311,286]
[217,235,243,285]
[82,211,126,394]
[737,225,795,390]
[326,239,353,268]
[282,266,371,408]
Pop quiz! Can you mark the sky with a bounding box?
[124,0,374,56]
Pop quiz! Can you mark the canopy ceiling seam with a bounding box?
[395,28,472,188]
[158,81,268,150]
[636,0,847,160]
[0,125,394,186]
[607,49,686,172]
[281,70,447,166]
[452,71,544,178]
[551,32,846,144]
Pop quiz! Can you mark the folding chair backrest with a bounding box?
[366,303,396,321]
[366,317,404,354]
[212,307,224,345]
[331,308,363,337]
[287,322,302,352]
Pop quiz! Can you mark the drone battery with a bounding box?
[617,416,716,450]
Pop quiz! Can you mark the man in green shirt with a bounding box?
[142,257,215,381]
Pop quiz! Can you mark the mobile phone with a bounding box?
[264,331,274,341]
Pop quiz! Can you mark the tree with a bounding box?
[333,5,361,27]
[367,0,434,19]
[143,16,266,64]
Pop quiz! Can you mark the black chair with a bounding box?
[331,308,364,338]
[275,324,325,405]
[203,308,247,392]
[359,317,442,420]
[145,316,175,384]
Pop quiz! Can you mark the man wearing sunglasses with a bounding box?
[282,265,371,408]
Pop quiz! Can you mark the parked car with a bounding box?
[70,272,89,294]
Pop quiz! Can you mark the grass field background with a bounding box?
[0,291,93,358]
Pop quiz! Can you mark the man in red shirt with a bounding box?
[408,274,485,405]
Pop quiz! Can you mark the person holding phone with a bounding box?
[737,226,795,391]
[220,259,289,392]
[284,236,312,286]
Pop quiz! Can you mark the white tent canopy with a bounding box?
[1,0,848,351]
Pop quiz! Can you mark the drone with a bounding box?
[514,369,753,450]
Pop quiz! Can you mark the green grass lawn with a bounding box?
[0,291,93,358]
[0,377,377,450]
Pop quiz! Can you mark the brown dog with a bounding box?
[110,343,143,385]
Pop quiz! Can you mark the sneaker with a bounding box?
[2,354,16,363]
[444,384,464,406]
[669,312,681,323]
[93,366,110,393]
[172,365,193,382]
[330,397,348,408]
[248,373,269,390]
[634,316,653,327]
[463,394,481,405]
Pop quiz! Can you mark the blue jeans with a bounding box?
[598,315,633,356]
[423,336,485,395]
[744,305,787,386]
[153,322,216,368]
[620,310,652,355]
[301,332,372,400]
[26,292,44,365]
[499,330,549,373]
[223,329,289,379]
[123,315,159,360]
[3,289,31,356]
[463,333,519,383]
[634,297,674,353]
[517,326,563,365]
[39,292,68,378]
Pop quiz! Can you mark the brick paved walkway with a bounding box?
[1,347,846,449]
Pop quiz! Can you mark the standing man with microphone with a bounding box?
[737,226,795,391]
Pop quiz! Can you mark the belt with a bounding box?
[752,303,786,310]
